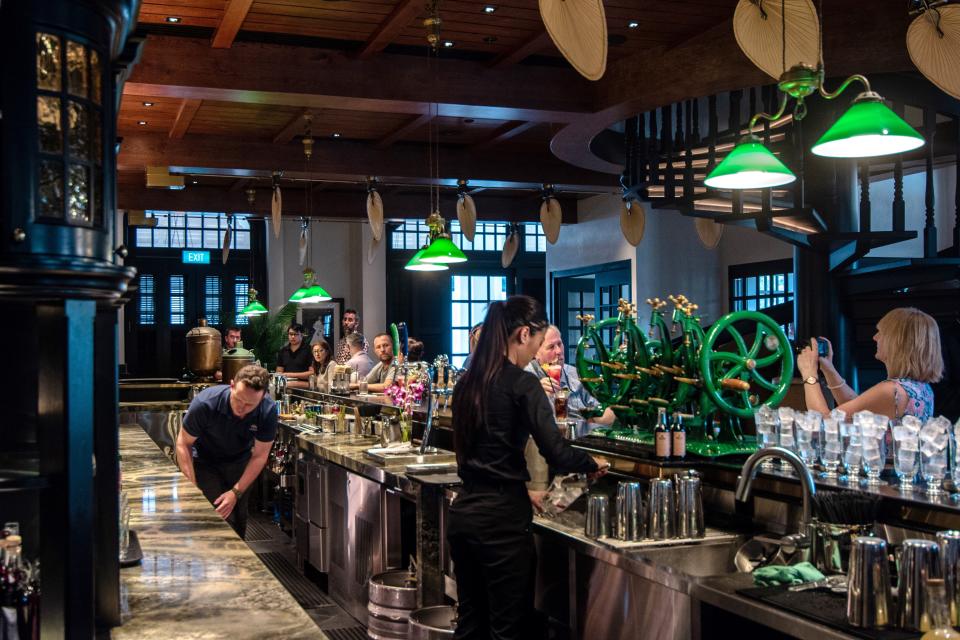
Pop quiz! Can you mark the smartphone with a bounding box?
[816,338,829,358]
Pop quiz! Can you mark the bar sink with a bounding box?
[364,446,457,467]
[629,538,744,578]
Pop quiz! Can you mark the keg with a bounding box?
[367,571,417,640]
[407,605,456,640]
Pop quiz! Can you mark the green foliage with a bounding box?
[241,303,298,370]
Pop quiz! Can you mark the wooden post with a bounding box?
[707,95,718,171]
[684,99,694,205]
[662,104,674,200]
[730,90,742,215]
[859,161,871,234]
[648,109,659,187]
[892,102,906,232]
[923,106,937,257]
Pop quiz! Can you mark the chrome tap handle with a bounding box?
[419,365,436,455]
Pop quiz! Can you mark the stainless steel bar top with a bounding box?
[116,423,324,639]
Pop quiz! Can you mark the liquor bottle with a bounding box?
[671,413,686,461]
[654,408,671,461]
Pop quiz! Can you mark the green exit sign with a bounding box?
[181,250,210,264]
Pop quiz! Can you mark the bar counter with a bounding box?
[115,423,324,639]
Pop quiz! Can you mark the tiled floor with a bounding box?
[245,514,364,635]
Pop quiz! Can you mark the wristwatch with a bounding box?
[231,485,243,499]
[803,375,818,385]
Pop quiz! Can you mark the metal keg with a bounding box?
[407,605,456,640]
[367,570,417,640]
[185,319,221,378]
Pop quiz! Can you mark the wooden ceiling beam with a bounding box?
[211,0,254,49]
[471,121,539,151]
[117,132,616,193]
[490,31,552,69]
[357,0,423,60]
[126,36,593,123]
[273,108,318,144]
[169,98,202,139]
[375,113,433,149]
[118,183,580,224]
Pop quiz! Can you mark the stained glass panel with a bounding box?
[91,112,102,164]
[89,49,101,104]
[68,163,90,222]
[68,100,89,160]
[38,160,64,219]
[37,96,62,153]
[36,33,61,91]
[93,167,103,226]
[66,41,88,97]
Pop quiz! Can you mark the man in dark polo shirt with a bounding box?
[276,322,313,390]
[176,365,277,539]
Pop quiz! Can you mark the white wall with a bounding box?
[865,165,957,258]
[547,194,792,326]
[266,218,385,336]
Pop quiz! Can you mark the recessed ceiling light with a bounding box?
[442,40,455,48]
[331,132,341,138]
[165,16,181,23]
[192,180,198,184]
[137,120,147,125]
[483,5,496,13]
[142,101,154,107]
[628,21,639,29]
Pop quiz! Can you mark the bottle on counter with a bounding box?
[671,413,686,461]
[921,578,960,639]
[654,407,671,461]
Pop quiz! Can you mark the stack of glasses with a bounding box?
[919,416,951,496]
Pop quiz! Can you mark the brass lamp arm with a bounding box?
[818,72,872,101]
[747,92,790,132]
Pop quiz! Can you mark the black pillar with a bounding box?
[0,1,139,636]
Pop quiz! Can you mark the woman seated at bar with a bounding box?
[310,338,334,390]
[797,307,942,420]
[448,295,608,639]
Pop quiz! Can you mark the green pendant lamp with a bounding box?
[240,287,268,316]
[419,236,467,264]
[288,267,330,304]
[704,135,797,190]
[299,284,332,303]
[811,93,925,158]
[405,247,449,271]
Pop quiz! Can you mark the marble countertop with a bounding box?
[115,423,325,639]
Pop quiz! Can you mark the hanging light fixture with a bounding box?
[706,1,924,191]
[405,1,467,272]
[289,267,332,303]
[240,287,268,316]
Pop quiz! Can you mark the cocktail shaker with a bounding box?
[584,494,610,539]
[675,474,704,539]
[647,478,675,540]
[614,482,644,541]
[846,536,891,628]
[937,530,960,625]
[898,538,943,630]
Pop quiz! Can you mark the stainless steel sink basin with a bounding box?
[630,538,744,577]
[364,447,457,466]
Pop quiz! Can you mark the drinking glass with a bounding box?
[893,424,920,492]
[843,422,862,483]
[820,417,843,479]
[921,416,951,497]
[554,387,570,421]
[753,406,778,473]
[860,417,888,485]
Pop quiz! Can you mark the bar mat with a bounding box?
[244,519,278,542]
[736,585,920,640]
[256,551,333,607]
[322,627,368,640]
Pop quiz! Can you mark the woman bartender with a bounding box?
[797,307,943,420]
[448,295,608,640]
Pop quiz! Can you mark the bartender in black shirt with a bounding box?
[449,295,609,640]
[276,323,313,389]
[176,365,277,539]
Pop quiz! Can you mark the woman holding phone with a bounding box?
[448,295,608,639]
[797,307,942,420]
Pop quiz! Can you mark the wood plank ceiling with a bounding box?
[118,0,744,219]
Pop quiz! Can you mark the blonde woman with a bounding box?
[797,307,943,420]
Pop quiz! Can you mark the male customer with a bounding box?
[276,323,312,389]
[365,333,397,392]
[344,332,374,379]
[176,365,276,539]
[335,308,368,364]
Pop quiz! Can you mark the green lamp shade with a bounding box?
[811,97,925,158]
[418,237,468,264]
[704,137,796,190]
[405,248,449,271]
[240,299,268,316]
[288,287,308,303]
[299,285,331,303]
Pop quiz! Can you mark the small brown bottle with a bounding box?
[655,407,671,460]
[671,413,686,460]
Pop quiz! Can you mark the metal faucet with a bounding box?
[735,446,817,549]
[418,365,436,454]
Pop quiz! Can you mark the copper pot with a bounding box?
[185,319,222,377]
[222,342,256,384]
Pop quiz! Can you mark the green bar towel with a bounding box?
[752,562,825,587]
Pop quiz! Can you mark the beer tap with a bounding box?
[419,365,437,454]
